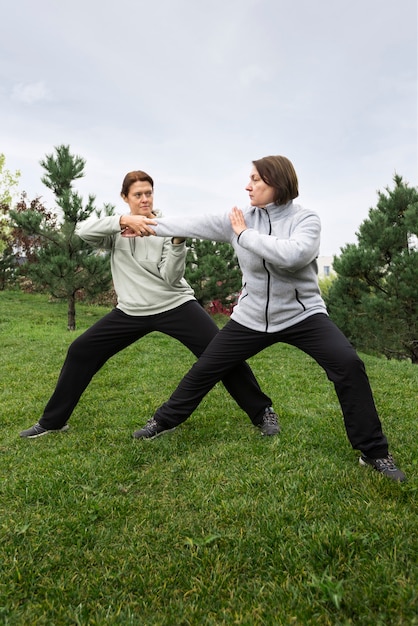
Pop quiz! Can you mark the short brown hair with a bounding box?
[252,156,299,205]
[120,171,154,197]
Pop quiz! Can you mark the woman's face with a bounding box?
[245,166,275,208]
[122,180,154,217]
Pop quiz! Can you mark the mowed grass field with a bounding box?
[0,291,417,625]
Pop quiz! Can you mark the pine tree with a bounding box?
[325,175,418,363]
[185,239,242,311]
[10,145,114,330]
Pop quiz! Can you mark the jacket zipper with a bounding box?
[263,212,272,332]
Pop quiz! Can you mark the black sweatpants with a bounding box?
[39,301,272,429]
[154,314,389,457]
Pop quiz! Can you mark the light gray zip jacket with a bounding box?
[153,201,328,332]
[76,212,195,316]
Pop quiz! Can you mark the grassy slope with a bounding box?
[0,292,417,625]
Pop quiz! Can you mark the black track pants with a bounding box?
[154,314,388,457]
[39,302,272,429]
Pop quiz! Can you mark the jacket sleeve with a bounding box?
[154,213,233,243]
[157,238,189,285]
[76,216,121,249]
[237,212,321,272]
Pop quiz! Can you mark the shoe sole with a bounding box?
[260,430,280,436]
[21,425,69,439]
[133,427,176,440]
[258,425,281,436]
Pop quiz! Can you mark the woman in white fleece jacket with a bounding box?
[132,156,406,482]
[19,170,278,440]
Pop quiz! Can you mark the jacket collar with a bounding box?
[256,200,293,213]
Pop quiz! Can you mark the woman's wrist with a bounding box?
[172,237,186,245]
[119,215,129,229]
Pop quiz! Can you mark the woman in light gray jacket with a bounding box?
[131,156,406,482]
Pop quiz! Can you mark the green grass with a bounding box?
[0,291,417,625]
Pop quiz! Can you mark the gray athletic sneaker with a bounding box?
[19,422,69,439]
[359,453,406,482]
[258,407,281,436]
[133,418,176,440]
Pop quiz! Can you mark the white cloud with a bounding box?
[11,81,51,104]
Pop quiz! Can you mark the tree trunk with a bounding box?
[67,293,76,331]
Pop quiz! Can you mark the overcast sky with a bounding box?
[1,0,416,255]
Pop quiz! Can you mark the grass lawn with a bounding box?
[0,291,417,625]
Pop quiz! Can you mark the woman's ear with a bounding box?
[121,193,129,204]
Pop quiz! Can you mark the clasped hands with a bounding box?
[120,215,157,237]
[120,207,248,238]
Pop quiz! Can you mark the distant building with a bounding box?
[317,255,335,279]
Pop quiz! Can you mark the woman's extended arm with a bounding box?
[123,212,233,244]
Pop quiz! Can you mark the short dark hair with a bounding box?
[252,156,299,205]
[120,171,154,197]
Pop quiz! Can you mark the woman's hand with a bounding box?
[229,206,248,236]
[120,215,157,237]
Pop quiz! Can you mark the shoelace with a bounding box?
[264,411,277,425]
[374,454,397,471]
[146,418,159,431]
